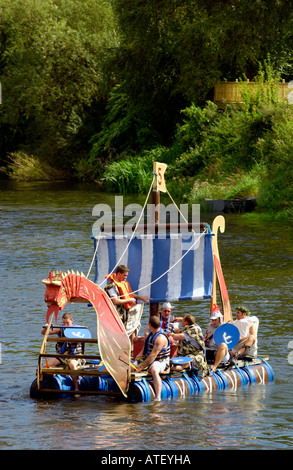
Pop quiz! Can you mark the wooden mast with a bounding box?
[149,162,167,317]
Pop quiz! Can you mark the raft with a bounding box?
[30,162,275,402]
[30,356,274,402]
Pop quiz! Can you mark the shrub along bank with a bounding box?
[3,98,292,222]
[101,98,293,222]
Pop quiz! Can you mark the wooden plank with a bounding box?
[46,337,98,344]
[41,368,107,376]
[38,388,121,396]
[39,353,101,360]
[37,313,54,387]
[100,223,207,234]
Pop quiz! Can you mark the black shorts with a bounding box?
[205,349,216,362]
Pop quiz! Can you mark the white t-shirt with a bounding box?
[233,316,259,356]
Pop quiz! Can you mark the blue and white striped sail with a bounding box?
[93,232,214,302]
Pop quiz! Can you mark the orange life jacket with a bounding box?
[106,273,135,310]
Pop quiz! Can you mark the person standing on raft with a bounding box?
[104,264,149,349]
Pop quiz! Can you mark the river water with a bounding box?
[0,180,292,453]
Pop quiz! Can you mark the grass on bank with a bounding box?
[0,152,67,181]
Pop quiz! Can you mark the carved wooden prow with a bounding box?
[41,270,131,397]
[210,216,233,323]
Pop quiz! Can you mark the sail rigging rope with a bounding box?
[86,170,208,298]
[86,174,156,280]
[122,227,208,297]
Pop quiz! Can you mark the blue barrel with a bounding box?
[79,376,101,391]
[127,381,150,402]
[260,358,275,382]
[161,380,171,400]
[190,371,205,392]
[236,366,251,385]
[242,365,257,384]
[30,376,74,398]
[233,366,248,386]
[209,371,224,390]
[164,376,179,398]
[182,372,196,393]
[54,375,74,392]
[214,370,230,389]
[141,378,152,401]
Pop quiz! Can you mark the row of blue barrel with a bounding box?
[39,358,274,401]
[128,360,275,401]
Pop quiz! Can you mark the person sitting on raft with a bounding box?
[136,315,170,401]
[205,304,230,367]
[208,305,258,373]
[168,314,209,377]
[144,302,183,339]
[41,312,86,392]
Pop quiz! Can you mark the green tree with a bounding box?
[0,0,116,166]
[97,0,293,159]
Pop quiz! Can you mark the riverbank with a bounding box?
[1,96,292,223]
[1,153,291,223]
[98,97,293,223]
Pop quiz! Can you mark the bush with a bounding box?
[101,147,169,193]
[256,105,293,220]
[89,84,160,171]
[189,166,260,205]
[168,101,268,182]
[1,152,66,181]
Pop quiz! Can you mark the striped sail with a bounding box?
[93,232,214,302]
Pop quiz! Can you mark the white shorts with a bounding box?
[221,351,230,363]
[149,358,169,373]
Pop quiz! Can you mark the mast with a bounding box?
[149,162,167,317]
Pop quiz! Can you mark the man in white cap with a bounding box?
[144,302,182,337]
[206,304,258,373]
[204,304,230,372]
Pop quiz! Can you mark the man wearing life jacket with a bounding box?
[41,312,86,392]
[104,265,149,347]
[136,315,170,401]
[169,314,209,377]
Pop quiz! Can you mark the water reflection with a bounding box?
[28,383,274,450]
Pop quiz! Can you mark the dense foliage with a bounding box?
[0,0,116,164]
[0,0,293,219]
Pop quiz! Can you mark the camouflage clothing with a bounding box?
[177,323,208,377]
